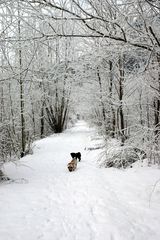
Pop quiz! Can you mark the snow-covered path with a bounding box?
[1,121,160,240]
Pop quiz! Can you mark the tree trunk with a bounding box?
[118,56,125,145]
[109,60,115,137]
[40,101,45,138]
[97,67,106,124]
[154,54,160,142]
[18,3,25,158]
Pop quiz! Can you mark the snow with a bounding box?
[0,121,160,240]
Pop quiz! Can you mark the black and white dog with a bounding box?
[67,152,81,172]
[70,152,81,162]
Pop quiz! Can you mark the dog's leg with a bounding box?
[76,152,81,162]
[75,159,77,170]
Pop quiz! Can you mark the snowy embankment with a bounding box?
[0,121,160,240]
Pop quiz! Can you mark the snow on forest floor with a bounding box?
[0,121,160,240]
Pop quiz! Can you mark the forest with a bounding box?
[0,0,160,169]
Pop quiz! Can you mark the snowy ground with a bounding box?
[0,121,160,240]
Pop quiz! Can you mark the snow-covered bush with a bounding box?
[0,126,13,165]
[0,170,10,182]
[98,139,146,169]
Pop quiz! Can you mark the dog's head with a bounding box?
[70,152,76,159]
[68,165,73,172]
[70,152,81,161]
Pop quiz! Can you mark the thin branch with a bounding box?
[149,26,160,47]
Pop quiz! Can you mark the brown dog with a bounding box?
[67,158,77,172]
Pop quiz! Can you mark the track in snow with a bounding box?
[1,121,160,240]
